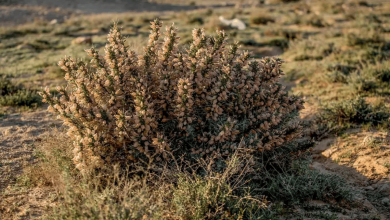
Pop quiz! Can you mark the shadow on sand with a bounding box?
[310,133,390,218]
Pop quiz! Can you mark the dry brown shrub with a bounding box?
[40,19,304,173]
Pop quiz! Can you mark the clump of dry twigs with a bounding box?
[40,19,304,173]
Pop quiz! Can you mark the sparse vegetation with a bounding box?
[320,97,389,128]
[0,77,41,107]
[285,38,334,61]
[2,0,390,219]
[250,13,274,25]
[22,124,353,220]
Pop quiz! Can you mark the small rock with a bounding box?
[219,16,246,30]
[71,36,92,45]
[49,19,58,25]
[16,44,34,50]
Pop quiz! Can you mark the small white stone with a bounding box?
[49,19,58,25]
[72,37,92,45]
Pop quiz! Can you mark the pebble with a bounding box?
[49,19,58,25]
[71,36,92,45]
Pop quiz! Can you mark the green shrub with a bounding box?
[320,97,389,127]
[44,152,271,220]
[172,158,269,219]
[346,32,384,47]
[0,76,18,96]
[267,38,289,49]
[263,28,303,40]
[331,46,387,67]
[348,72,378,93]
[0,89,41,107]
[0,77,41,107]
[326,71,348,83]
[325,64,357,83]
[327,64,357,75]
[267,165,352,205]
[40,19,304,173]
[286,39,334,61]
[250,13,275,25]
[363,62,390,83]
[47,169,172,220]
[281,13,327,27]
[186,16,204,25]
[347,61,390,94]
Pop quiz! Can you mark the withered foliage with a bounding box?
[40,19,304,172]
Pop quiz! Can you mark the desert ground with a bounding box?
[0,0,389,219]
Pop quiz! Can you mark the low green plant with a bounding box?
[0,89,41,107]
[0,76,18,95]
[326,71,348,83]
[42,150,271,220]
[250,13,275,25]
[186,16,204,25]
[171,157,269,220]
[346,32,384,47]
[260,157,353,205]
[348,71,379,94]
[286,39,334,61]
[326,64,356,83]
[347,61,390,94]
[0,77,41,107]
[320,97,389,128]
[263,28,303,40]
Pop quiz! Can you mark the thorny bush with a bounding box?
[40,19,304,173]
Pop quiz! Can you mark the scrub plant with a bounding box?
[40,19,304,172]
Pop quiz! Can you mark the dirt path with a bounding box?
[0,110,62,219]
[0,110,61,191]
[310,133,390,219]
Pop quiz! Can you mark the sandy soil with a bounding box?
[311,132,390,219]
[0,110,62,219]
[0,110,62,192]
